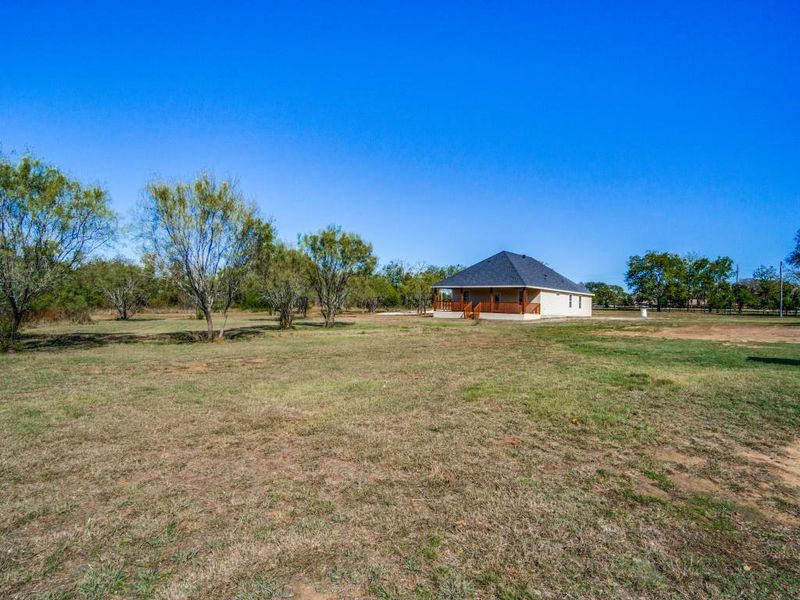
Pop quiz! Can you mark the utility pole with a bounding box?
[779,261,784,318]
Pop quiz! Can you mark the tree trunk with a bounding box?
[1,307,23,351]
[324,305,335,327]
[279,306,293,329]
[12,306,24,333]
[203,308,214,341]
[218,309,229,340]
[218,288,236,340]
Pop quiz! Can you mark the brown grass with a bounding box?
[1,311,799,599]
[608,323,800,344]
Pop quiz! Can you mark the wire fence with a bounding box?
[594,305,799,317]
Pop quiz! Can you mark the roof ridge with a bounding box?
[502,251,528,284]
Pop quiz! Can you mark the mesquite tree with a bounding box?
[100,259,149,320]
[141,174,272,340]
[296,294,310,318]
[0,156,114,347]
[262,244,311,329]
[300,226,375,327]
[347,275,380,312]
[402,265,444,314]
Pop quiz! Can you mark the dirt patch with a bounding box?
[646,447,724,495]
[290,579,336,599]
[160,361,210,374]
[632,478,671,501]
[654,447,706,468]
[634,466,800,526]
[500,435,524,447]
[644,442,800,526]
[738,439,800,492]
[670,471,726,496]
[610,324,800,344]
[158,357,269,375]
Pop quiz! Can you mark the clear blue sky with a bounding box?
[2,1,798,285]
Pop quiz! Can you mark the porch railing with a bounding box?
[433,299,468,312]
[434,298,541,316]
[489,301,525,314]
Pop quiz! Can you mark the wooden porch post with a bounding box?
[522,288,527,314]
[489,288,493,313]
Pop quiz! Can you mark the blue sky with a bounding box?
[1,1,798,285]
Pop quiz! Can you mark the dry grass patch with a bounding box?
[1,312,799,598]
[609,322,800,344]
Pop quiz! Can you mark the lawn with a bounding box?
[1,311,799,599]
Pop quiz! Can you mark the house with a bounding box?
[432,251,592,320]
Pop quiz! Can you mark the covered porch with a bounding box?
[432,287,541,320]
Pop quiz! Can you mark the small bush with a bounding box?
[26,306,92,324]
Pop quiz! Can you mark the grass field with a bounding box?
[1,311,799,599]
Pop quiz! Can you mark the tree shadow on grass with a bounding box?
[19,326,274,351]
[293,320,355,328]
[110,317,170,323]
[18,320,354,352]
[20,329,225,351]
[747,356,800,366]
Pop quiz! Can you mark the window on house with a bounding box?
[579,296,582,309]
[569,295,573,308]
[518,290,524,303]
[463,290,470,302]
[494,293,500,303]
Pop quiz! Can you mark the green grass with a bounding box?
[1,310,799,598]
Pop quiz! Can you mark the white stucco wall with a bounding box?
[539,290,592,317]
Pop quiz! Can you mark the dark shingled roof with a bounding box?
[433,251,591,294]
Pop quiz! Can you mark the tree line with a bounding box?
[3,154,798,350]
[585,245,800,313]
[0,155,459,350]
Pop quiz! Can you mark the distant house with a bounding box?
[432,251,592,320]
